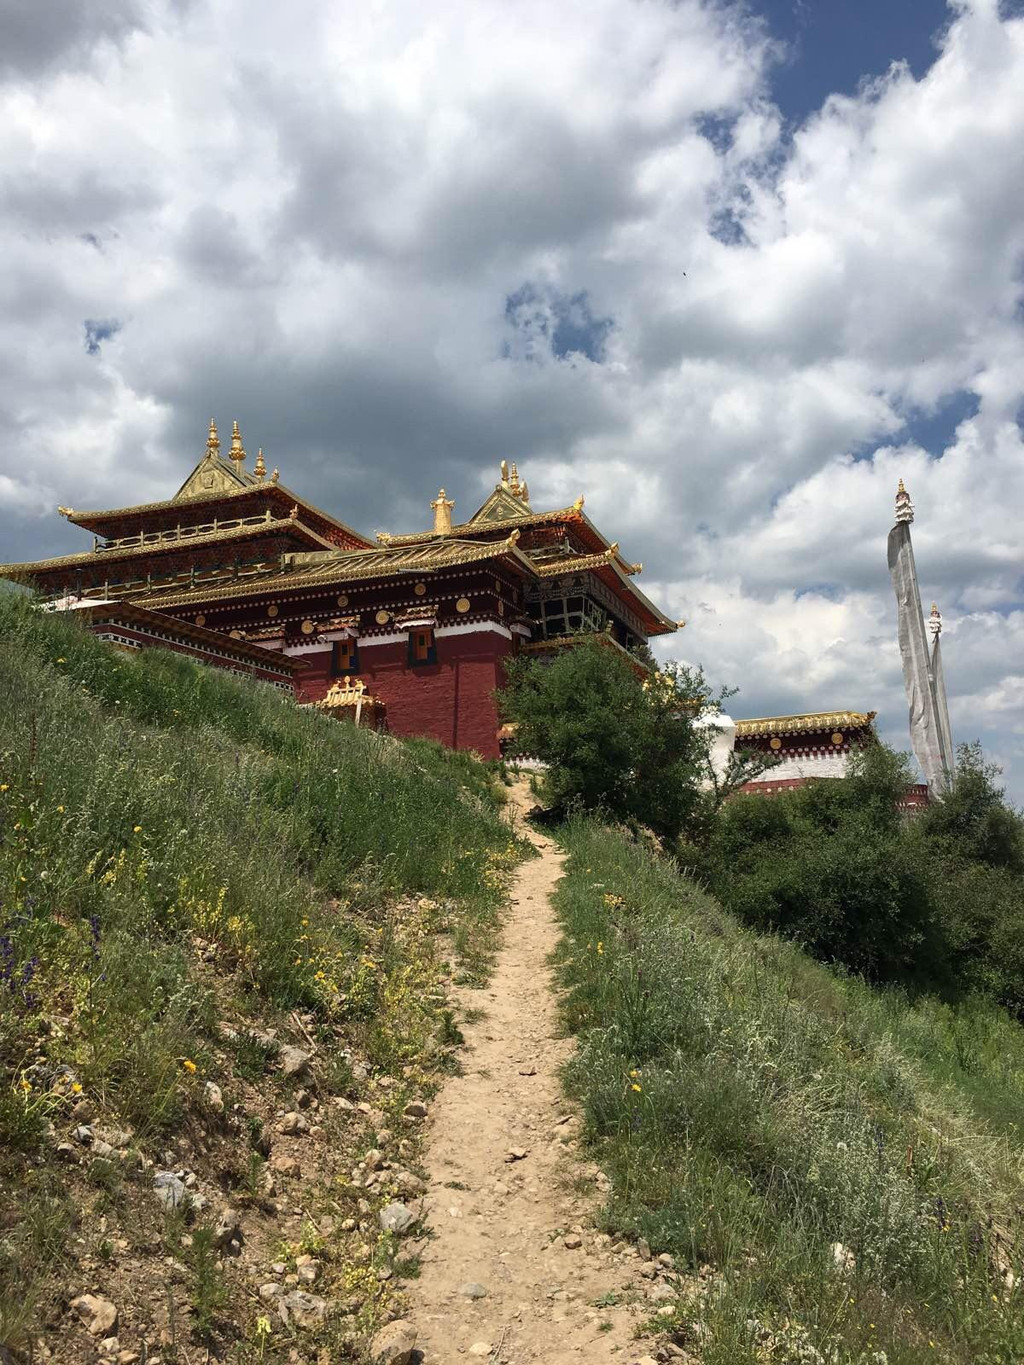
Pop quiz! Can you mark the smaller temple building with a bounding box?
[733,710,878,795]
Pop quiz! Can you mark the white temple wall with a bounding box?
[769,750,851,779]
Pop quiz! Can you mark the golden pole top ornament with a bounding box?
[229,420,246,467]
[894,478,914,524]
[206,418,220,457]
[253,448,267,480]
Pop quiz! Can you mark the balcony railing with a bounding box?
[95,509,288,552]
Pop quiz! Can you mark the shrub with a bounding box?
[497,637,723,841]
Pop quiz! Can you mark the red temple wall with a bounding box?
[293,627,516,759]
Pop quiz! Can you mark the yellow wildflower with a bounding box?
[71,1082,83,1094]
[19,1077,31,1092]
[56,657,66,663]
[631,1083,642,1093]
[181,1058,197,1074]
[596,942,604,955]
[133,825,143,833]
[57,805,65,813]
[0,784,8,792]
[629,1069,640,1078]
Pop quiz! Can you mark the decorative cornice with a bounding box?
[735,711,877,739]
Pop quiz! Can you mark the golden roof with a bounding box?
[121,534,533,610]
[0,513,334,576]
[534,549,640,577]
[734,711,877,739]
[62,479,371,547]
[378,504,589,546]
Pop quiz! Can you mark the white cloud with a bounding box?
[0,0,1021,796]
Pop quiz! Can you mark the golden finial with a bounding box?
[269,467,279,484]
[573,494,585,511]
[57,505,74,518]
[609,542,619,554]
[898,478,906,494]
[507,527,521,547]
[519,479,529,503]
[499,458,509,487]
[289,504,298,518]
[206,418,220,457]
[229,420,245,467]
[509,462,520,494]
[253,448,267,480]
[431,487,455,535]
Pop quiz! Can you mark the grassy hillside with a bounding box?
[554,814,1024,1365]
[0,596,521,1361]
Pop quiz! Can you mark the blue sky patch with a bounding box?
[503,283,613,363]
[83,318,121,356]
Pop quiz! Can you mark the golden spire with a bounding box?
[499,459,509,487]
[431,487,455,535]
[509,462,521,495]
[269,467,279,484]
[573,494,585,511]
[229,419,245,468]
[206,418,220,458]
[253,448,267,480]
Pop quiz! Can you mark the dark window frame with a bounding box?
[331,636,360,676]
[408,627,438,667]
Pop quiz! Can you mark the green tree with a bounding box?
[497,637,725,841]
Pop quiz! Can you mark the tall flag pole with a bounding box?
[928,602,956,784]
[886,480,953,796]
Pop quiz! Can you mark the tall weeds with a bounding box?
[554,813,1024,1365]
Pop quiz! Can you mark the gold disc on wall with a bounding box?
[301,619,316,635]
[455,597,471,614]
[336,593,349,608]
[194,614,206,627]
[770,737,782,750]
[229,629,243,639]
[267,604,279,618]
[831,732,844,746]
[414,582,427,596]
[375,610,391,625]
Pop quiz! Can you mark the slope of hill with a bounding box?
[0,596,521,1362]
[554,814,1024,1365]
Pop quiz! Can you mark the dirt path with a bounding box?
[405,783,656,1364]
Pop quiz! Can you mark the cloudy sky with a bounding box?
[1,0,1022,796]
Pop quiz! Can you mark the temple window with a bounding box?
[528,593,606,640]
[409,627,437,666]
[331,637,359,675]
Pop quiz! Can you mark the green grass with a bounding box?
[0,594,522,1348]
[553,813,1024,1365]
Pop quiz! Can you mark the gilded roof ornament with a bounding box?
[206,418,220,457]
[894,478,914,524]
[431,487,455,535]
[253,448,267,481]
[229,420,246,467]
[507,528,522,547]
[573,494,585,511]
[57,505,74,518]
[499,459,509,486]
[269,467,279,484]
[928,602,943,638]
